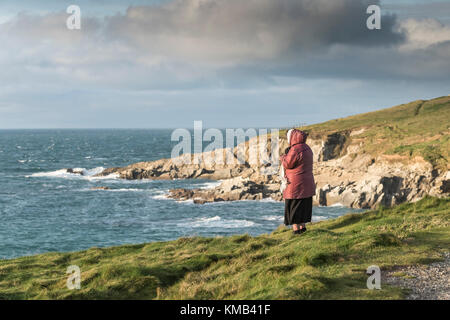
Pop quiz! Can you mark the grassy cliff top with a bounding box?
[1,196,448,300]
[281,96,450,169]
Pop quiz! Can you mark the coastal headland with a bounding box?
[95,96,450,208]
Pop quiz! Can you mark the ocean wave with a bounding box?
[84,167,105,176]
[177,199,194,204]
[263,215,329,222]
[261,215,283,221]
[197,181,222,189]
[258,198,279,203]
[152,192,170,200]
[109,188,147,192]
[151,192,194,204]
[182,216,256,229]
[329,203,344,207]
[202,198,281,206]
[87,188,149,192]
[27,167,118,180]
[28,169,75,178]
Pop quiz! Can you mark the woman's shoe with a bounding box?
[293,230,301,235]
[299,227,307,234]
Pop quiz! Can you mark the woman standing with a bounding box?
[281,129,316,235]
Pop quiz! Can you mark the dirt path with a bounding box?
[384,252,450,300]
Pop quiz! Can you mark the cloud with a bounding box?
[399,18,450,50]
[106,0,403,65]
[383,1,450,22]
[0,0,448,95]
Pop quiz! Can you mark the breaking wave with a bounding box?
[27,167,118,180]
[183,216,256,228]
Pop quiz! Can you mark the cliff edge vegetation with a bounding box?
[294,95,450,171]
[1,196,448,300]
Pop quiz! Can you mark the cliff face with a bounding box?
[97,96,450,209]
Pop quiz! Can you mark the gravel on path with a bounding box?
[383,252,449,300]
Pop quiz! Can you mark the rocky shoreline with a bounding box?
[94,130,449,209]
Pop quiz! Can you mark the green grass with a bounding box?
[280,96,450,170]
[0,197,448,300]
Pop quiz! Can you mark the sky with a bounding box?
[0,0,449,129]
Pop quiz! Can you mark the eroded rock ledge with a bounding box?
[95,132,449,209]
[168,176,283,204]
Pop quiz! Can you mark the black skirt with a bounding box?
[284,197,313,226]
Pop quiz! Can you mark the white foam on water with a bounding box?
[151,193,197,204]
[177,199,194,204]
[88,188,149,192]
[312,215,328,222]
[329,203,344,207]
[199,198,281,206]
[261,215,283,221]
[86,173,120,181]
[197,180,222,189]
[183,216,256,229]
[27,167,118,180]
[152,191,170,200]
[258,198,279,203]
[83,167,105,176]
[28,169,74,178]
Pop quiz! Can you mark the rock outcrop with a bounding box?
[95,130,449,209]
[168,176,282,204]
[66,168,85,175]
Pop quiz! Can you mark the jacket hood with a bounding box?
[289,129,307,146]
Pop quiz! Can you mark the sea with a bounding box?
[0,129,362,259]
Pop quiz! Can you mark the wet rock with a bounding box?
[66,168,84,175]
[91,186,111,190]
[99,167,120,176]
[168,176,280,204]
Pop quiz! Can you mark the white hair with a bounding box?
[287,129,294,144]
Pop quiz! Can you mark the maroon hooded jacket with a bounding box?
[281,129,316,199]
